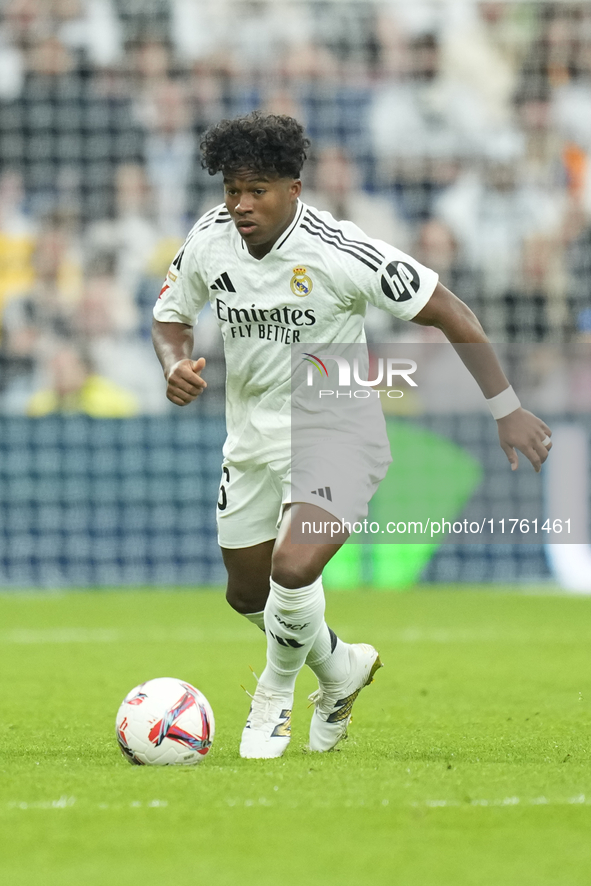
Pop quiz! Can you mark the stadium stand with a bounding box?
[0,0,590,587]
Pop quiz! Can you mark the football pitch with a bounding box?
[1,587,590,886]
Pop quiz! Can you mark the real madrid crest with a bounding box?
[290,266,313,297]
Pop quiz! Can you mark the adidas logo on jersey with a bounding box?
[311,487,332,501]
[211,272,236,293]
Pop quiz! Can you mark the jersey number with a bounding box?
[217,466,230,511]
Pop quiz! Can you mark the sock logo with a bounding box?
[268,629,304,649]
[328,626,338,653]
[274,615,310,631]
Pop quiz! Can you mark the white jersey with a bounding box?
[153,200,438,465]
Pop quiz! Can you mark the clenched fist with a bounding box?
[166,357,207,406]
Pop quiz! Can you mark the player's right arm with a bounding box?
[152,219,215,406]
[151,320,207,407]
[151,212,217,407]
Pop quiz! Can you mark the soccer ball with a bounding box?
[115,677,215,766]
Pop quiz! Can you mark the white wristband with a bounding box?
[486,385,521,420]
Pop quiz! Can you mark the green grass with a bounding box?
[1,587,591,885]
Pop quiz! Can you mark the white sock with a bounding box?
[306,622,351,685]
[241,609,351,684]
[261,576,325,692]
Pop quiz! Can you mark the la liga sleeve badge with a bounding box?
[290,266,313,297]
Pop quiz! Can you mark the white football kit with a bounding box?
[153,200,438,547]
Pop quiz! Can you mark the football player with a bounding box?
[152,112,551,758]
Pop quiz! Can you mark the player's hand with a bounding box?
[497,408,552,473]
[166,357,207,406]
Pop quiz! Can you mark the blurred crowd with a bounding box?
[0,0,590,415]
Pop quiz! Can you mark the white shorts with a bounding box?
[216,447,391,549]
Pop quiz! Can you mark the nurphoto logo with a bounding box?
[302,353,418,399]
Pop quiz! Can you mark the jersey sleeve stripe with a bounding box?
[201,206,219,220]
[305,210,385,264]
[198,216,229,232]
[300,222,381,271]
[275,202,305,250]
[168,207,230,270]
[196,206,231,232]
[196,207,219,226]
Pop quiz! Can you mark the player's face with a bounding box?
[223,170,302,259]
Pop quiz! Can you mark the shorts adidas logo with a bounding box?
[311,486,332,501]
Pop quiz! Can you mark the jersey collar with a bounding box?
[235,199,305,260]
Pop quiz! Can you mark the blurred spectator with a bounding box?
[434,152,568,339]
[75,260,136,338]
[0,0,49,100]
[0,28,143,222]
[551,45,591,155]
[113,0,172,46]
[439,1,520,137]
[129,39,202,230]
[308,0,378,76]
[285,48,373,175]
[0,213,82,408]
[129,36,172,91]
[73,267,167,413]
[141,77,195,236]
[369,31,466,219]
[27,339,139,416]
[305,145,409,247]
[576,308,591,342]
[514,83,561,183]
[218,0,313,76]
[53,0,123,67]
[1,213,82,352]
[412,216,478,311]
[371,2,532,220]
[547,6,591,222]
[86,162,159,298]
[0,170,37,311]
[566,215,591,338]
[170,0,229,65]
[414,217,458,279]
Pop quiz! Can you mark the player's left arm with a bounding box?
[412,282,552,473]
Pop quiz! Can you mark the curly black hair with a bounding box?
[200,111,310,179]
